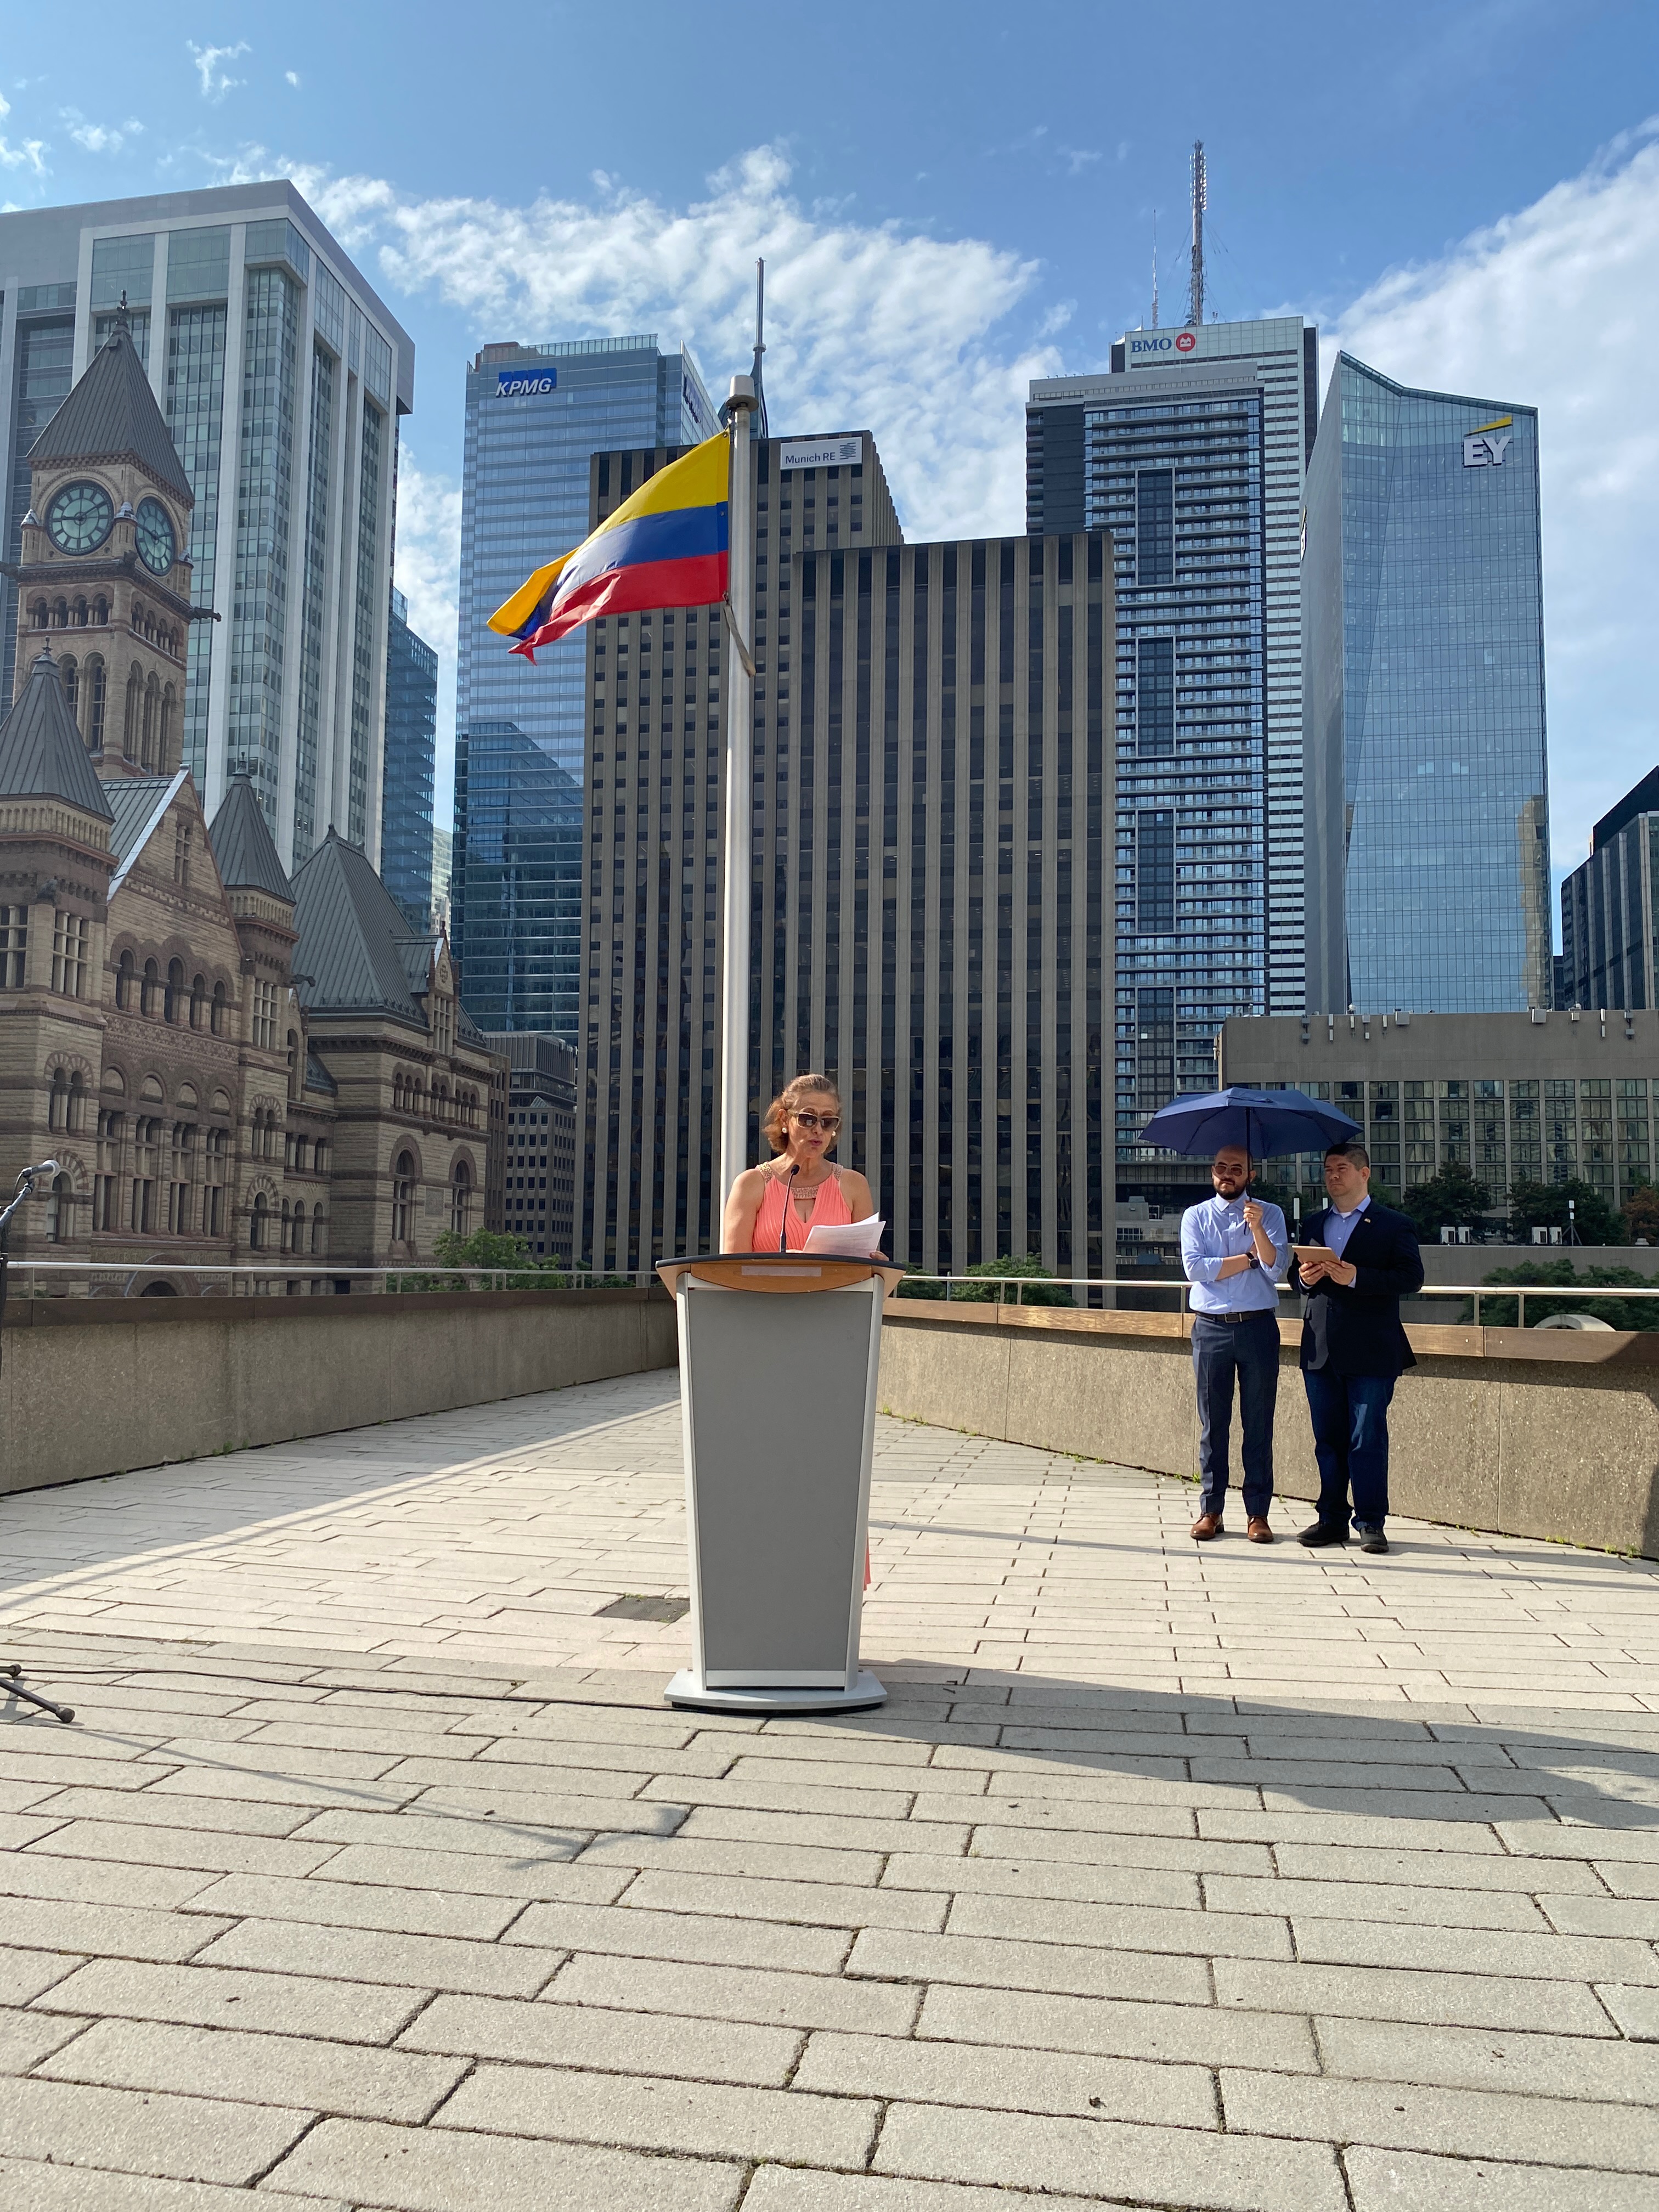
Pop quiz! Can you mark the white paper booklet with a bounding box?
[803,1215,887,1257]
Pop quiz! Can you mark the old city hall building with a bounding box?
[0,308,501,1282]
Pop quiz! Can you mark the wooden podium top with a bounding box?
[657,1254,906,1297]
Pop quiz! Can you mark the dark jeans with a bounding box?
[1192,1311,1279,1520]
[1302,1367,1397,1532]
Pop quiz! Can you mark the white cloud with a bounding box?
[1332,116,1659,888]
[62,110,142,154]
[286,71,300,88]
[188,41,249,101]
[0,133,46,174]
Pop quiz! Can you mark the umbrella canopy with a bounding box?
[1138,1086,1362,1162]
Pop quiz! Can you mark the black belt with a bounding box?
[1195,1308,1274,1323]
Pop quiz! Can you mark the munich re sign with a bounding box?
[1463,415,1513,468]
[496,368,556,398]
[780,436,861,470]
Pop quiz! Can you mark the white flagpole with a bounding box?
[718,375,758,1232]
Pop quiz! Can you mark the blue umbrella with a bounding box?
[1138,1085,1361,1161]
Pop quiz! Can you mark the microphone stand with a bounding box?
[780,1162,800,1254]
[0,1162,76,1724]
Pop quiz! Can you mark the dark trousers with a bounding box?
[1303,1367,1396,1532]
[1192,1311,1279,1520]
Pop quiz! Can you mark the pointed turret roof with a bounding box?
[208,776,292,899]
[291,830,436,1025]
[27,314,192,504]
[0,648,114,819]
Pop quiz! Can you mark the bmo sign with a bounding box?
[1127,330,1199,361]
[496,368,557,399]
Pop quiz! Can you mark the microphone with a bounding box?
[779,1163,799,1254]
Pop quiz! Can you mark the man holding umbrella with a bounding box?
[1142,1087,1364,1547]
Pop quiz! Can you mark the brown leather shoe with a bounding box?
[1246,1517,1274,1544]
[1190,1511,1224,1541]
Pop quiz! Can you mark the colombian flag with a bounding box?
[489,432,730,660]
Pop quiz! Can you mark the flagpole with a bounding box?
[718,374,758,1232]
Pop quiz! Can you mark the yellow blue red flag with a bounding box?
[489,432,730,660]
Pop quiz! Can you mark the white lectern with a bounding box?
[656,1254,903,1715]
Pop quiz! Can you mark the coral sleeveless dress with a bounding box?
[748,1164,870,1589]
[751,1164,854,1252]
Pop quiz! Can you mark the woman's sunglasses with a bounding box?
[791,1111,840,1133]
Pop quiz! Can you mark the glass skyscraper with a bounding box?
[452,336,712,1035]
[0,185,413,871]
[1028,318,1318,1200]
[1304,354,1550,1014]
[382,588,438,929]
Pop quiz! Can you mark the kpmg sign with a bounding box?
[496,368,557,399]
[780,436,862,471]
[1463,415,1513,468]
[1127,330,1199,361]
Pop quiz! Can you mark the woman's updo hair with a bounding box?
[763,1072,842,1155]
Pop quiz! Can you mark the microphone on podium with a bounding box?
[779,1163,799,1254]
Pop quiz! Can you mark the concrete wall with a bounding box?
[879,1303,1659,1560]
[1,1288,677,1498]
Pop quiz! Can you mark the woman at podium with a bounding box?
[722,1074,876,1253]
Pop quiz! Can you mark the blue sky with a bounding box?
[5,1,1658,900]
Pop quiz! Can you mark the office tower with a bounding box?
[452,336,713,1035]
[1027,315,1317,1201]
[1304,354,1549,1015]
[0,183,414,869]
[576,431,1112,1278]
[1559,768,1659,1011]
[483,1030,578,1261]
[382,588,437,928]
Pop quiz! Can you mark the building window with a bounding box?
[141,957,161,1017]
[190,974,207,1029]
[1136,636,1175,759]
[50,912,90,998]
[0,906,26,989]
[251,978,278,1051]
[1136,811,1176,934]
[392,1149,416,1244]
[48,1068,70,1131]
[1136,468,1174,586]
[211,980,228,1035]
[115,947,134,1008]
[86,658,107,751]
[451,1159,472,1237]
[47,1173,71,1244]
[250,1193,269,1250]
[165,958,185,1022]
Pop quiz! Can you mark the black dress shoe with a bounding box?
[1297,1521,1348,1547]
[1357,1531,1390,1555]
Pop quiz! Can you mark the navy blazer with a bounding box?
[1297,1199,1424,1377]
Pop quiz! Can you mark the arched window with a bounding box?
[123,666,142,758]
[211,981,227,1036]
[311,1209,325,1255]
[52,598,67,629]
[29,599,47,630]
[250,1193,268,1250]
[61,656,78,723]
[158,685,174,769]
[68,1070,87,1133]
[47,1173,71,1244]
[190,974,206,1030]
[115,950,136,1010]
[73,597,87,629]
[291,1201,306,1252]
[48,1067,69,1132]
[391,1150,415,1244]
[141,958,160,1017]
[87,659,106,752]
[141,676,159,770]
[313,1139,328,1176]
[93,597,109,627]
[450,1159,472,1237]
[166,958,185,1023]
[280,1200,292,1252]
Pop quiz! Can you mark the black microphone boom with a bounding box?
[780,1163,799,1254]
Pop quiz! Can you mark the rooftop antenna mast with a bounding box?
[751,258,770,439]
[1150,208,1159,329]
[1186,139,1206,327]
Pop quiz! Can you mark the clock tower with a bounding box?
[3,302,199,782]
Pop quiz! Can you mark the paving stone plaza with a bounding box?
[3,1370,1659,2209]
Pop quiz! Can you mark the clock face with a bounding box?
[47,481,114,556]
[136,497,177,577]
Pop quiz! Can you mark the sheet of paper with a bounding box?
[803,1215,887,1257]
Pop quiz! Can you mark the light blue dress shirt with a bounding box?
[1181,1194,1290,1315]
[1322,1196,1371,1262]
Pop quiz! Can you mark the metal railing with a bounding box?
[894,1274,1659,1330]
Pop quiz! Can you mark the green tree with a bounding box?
[1623,1183,1659,1245]
[1473,1259,1659,1331]
[1507,1177,1624,1247]
[949,1254,1075,1306]
[1399,1160,1492,1237]
[896,1266,947,1300]
[387,1227,568,1293]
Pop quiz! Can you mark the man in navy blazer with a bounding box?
[1294,1141,1424,1555]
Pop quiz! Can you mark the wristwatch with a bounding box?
[1245,1254,1260,1269]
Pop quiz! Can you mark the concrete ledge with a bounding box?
[879,1302,1659,1558]
[2,1288,677,1496]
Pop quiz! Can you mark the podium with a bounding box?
[656,1254,904,1714]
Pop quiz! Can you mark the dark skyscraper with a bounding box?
[381,588,437,928]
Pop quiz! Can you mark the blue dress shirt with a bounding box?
[1322,1195,1370,1261]
[1181,1194,1290,1315]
